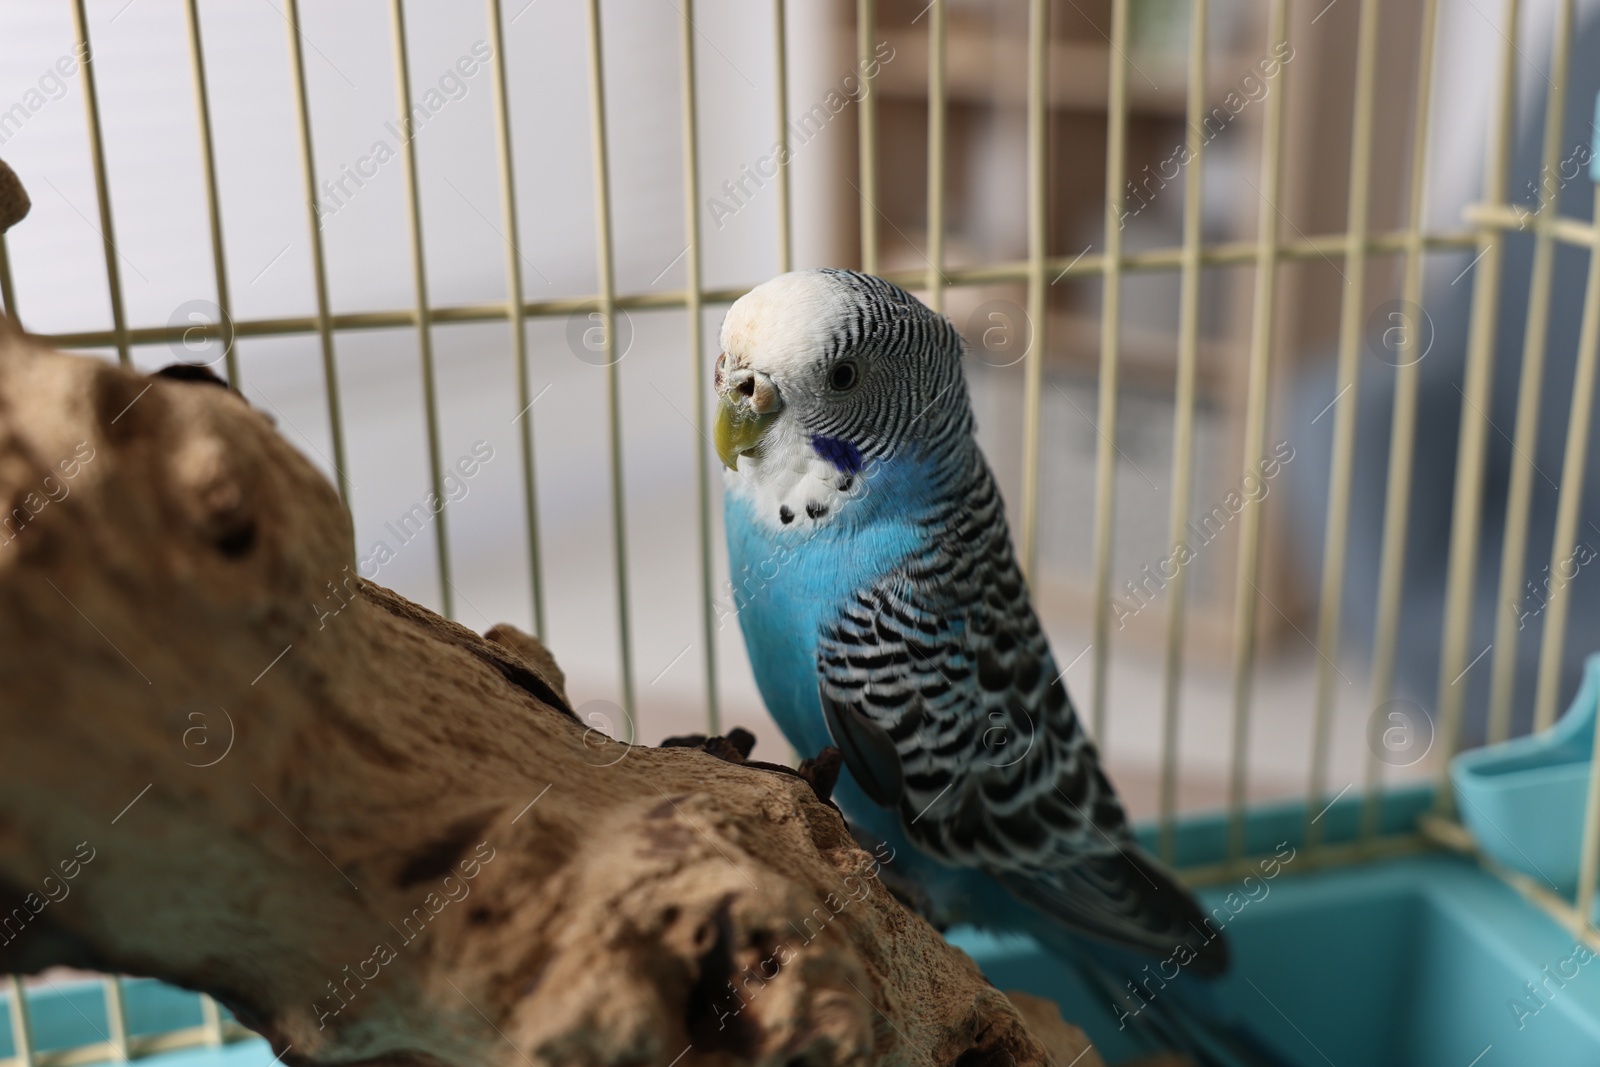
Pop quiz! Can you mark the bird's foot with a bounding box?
[796,746,842,804]
[658,730,842,808]
[658,725,756,762]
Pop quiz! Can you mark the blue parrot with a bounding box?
[715,270,1291,1067]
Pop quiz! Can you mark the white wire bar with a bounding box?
[1434,0,1524,800]
[1487,0,1578,740]
[197,992,223,1047]
[924,0,946,315]
[67,0,129,367]
[5,976,30,1067]
[1534,179,1600,733]
[1225,0,1291,862]
[856,0,878,274]
[34,229,1489,356]
[1565,185,1600,925]
[282,0,353,507]
[773,0,792,275]
[1016,0,1049,581]
[1087,0,1130,747]
[1305,0,1383,852]
[679,0,720,732]
[35,237,1500,354]
[388,0,455,619]
[1156,0,1210,863]
[584,0,637,724]
[485,0,547,639]
[0,233,17,324]
[180,0,238,387]
[1361,0,1442,841]
[101,977,128,1060]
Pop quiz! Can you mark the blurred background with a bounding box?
[2,0,1598,822]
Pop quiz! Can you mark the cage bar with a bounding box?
[388,0,455,620]
[773,0,791,275]
[485,0,547,639]
[1305,0,1383,853]
[584,0,637,725]
[1156,0,1209,864]
[1087,0,1130,746]
[856,0,877,274]
[678,0,720,733]
[1434,0,1524,796]
[101,978,127,1060]
[1016,0,1049,582]
[1487,0,1578,740]
[1534,180,1600,750]
[32,226,1486,356]
[5,976,32,1067]
[0,235,18,324]
[924,0,946,314]
[1040,227,1476,276]
[1226,0,1291,863]
[180,0,238,387]
[67,0,129,367]
[282,0,353,508]
[198,994,223,1047]
[1361,0,1442,841]
[1467,203,1597,247]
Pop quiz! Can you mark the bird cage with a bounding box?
[3,0,1600,1064]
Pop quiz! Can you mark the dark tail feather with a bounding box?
[998,846,1230,977]
[1028,924,1298,1067]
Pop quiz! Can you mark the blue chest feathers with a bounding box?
[722,456,934,758]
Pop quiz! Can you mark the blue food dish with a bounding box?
[1451,652,1600,896]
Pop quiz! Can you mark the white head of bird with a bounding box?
[713,270,973,530]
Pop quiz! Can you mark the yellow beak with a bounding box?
[714,395,778,470]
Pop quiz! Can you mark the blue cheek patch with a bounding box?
[810,434,864,475]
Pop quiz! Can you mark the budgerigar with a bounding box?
[715,270,1289,1067]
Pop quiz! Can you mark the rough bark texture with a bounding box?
[0,323,1106,1067]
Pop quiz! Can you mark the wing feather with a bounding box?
[817,454,1226,972]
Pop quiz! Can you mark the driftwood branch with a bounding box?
[0,318,1102,1067]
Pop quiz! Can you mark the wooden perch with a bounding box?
[0,326,1103,1066]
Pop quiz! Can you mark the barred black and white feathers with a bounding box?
[814,441,1227,974]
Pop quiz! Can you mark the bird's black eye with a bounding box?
[828,360,858,392]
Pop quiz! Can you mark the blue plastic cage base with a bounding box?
[954,784,1600,1066]
[5,786,1598,1067]
[0,979,264,1067]
[956,854,1600,1066]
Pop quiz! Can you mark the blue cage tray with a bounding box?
[957,785,1600,1066]
[5,786,1599,1067]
